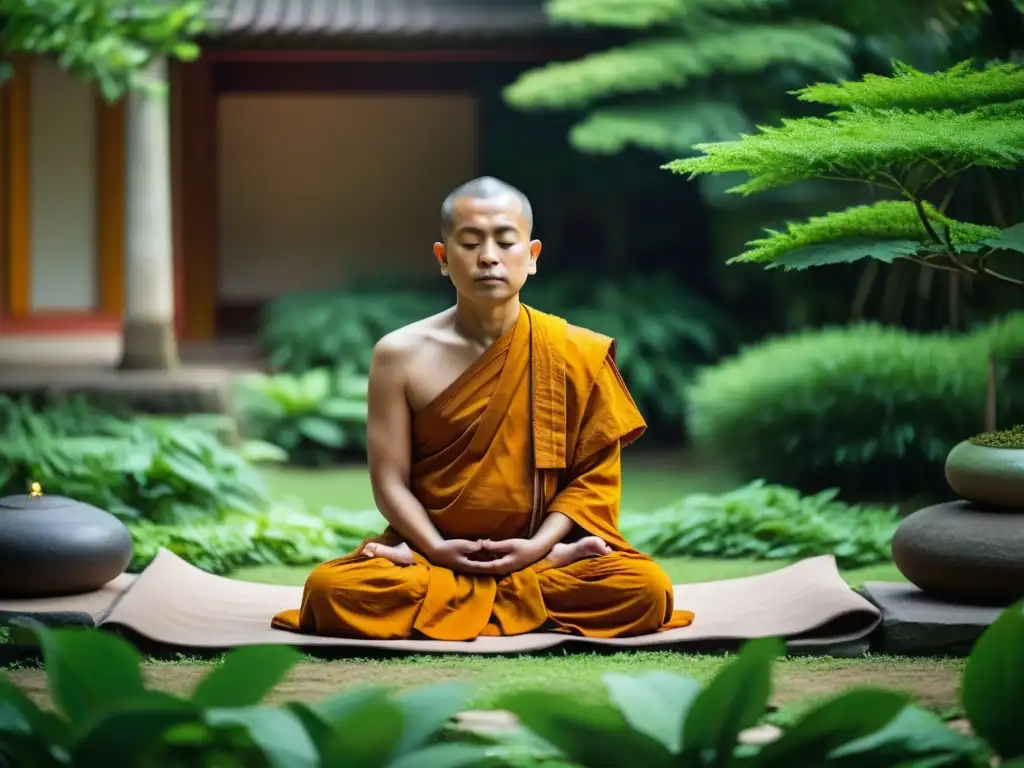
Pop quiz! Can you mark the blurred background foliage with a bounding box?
[243,0,1024,505]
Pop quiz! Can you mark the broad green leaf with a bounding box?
[320,695,406,768]
[682,636,783,762]
[391,682,473,758]
[285,702,333,756]
[311,684,391,724]
[205,706,319,768]
[980,222,1024,254]
[299,368,334,402]
[495,689,674,767]
[766,239,921,271]
[0,675,71,763]
[828,705,978,767]
[297,416,347,448]
[387,742,493,768]
[239,439,290,464]
[72,691,198,767]
[603,671,702,754]
[750,689,911,766]
[191,646,302,708]
[320,398,368,421]
[31,624,145,726]
[961,600,1024,759]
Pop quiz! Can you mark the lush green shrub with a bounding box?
[686,312,1024,500]
[0,396,270,525]
[232,368,369,466]
[4,603,1023,767]
[622,480,898,568]
[260,286,448,374]
[128,505,382,574]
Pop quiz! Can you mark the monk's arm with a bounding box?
[541,440,625,548]
[527,511,574,555]
[365,338,445,556]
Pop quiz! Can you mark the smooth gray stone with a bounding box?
[891,500,1024,605]
[860,581,1003,656]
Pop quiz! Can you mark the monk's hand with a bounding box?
[425,539,495,574]
[473,538,545,576]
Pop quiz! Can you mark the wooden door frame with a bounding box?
[0,56,125,335]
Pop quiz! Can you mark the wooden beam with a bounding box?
[178,57,218,340]
[5,59,30,318]
[96,96,125,316]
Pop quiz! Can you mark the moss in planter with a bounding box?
[969,424,1024,448]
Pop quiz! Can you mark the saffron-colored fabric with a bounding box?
[271,306,694,640]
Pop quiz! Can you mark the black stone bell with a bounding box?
[0,482,134,598]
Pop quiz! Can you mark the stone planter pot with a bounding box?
[0,485,134,598]
[891,500,1024,606]
[945,439,1024,510]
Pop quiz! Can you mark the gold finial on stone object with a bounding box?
[29,482,43,497]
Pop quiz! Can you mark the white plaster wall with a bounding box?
[0,334,121,366]
[217,93,477,301]
[29,58,98,311]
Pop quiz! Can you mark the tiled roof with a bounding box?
[204,0,559,40]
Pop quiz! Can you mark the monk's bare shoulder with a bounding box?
[374,310,455,368]
[373,309,461,411]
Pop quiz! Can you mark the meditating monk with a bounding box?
[271,177,694,641]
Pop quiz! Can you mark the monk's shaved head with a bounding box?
[440,176,534,240]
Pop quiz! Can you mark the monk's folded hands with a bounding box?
[470,537,546,576]
[422,537,497,574]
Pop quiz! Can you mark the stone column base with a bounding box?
[119,319,180,371]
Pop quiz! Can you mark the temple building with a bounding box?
[0,0,585,368]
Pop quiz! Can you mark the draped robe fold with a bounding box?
[271,305,695,641]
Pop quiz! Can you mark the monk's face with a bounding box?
[434,194,541,301]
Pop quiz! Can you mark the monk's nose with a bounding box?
[478,246,500,266]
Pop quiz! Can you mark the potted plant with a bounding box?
[946,425,1024,509]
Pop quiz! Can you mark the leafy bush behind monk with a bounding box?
[686,312,1024,503]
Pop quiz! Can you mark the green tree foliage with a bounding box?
[503,0,974,156]
[0,0,207,99]
[667,60,1024,282]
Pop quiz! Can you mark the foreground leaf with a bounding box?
[765,239,921,271]
[961,601,1024,759]
[320,694,406,767]
[603,671,702,754]
[205,706,319,768]
[980,221,1024,254]
[683,637,783,761]
[750,689,911,766]
[0,676,71,766]
[31,625,145,727]
[828,705,979,767]
[391,682,473,758]
[387,742,493,768]
[73,691,198,767]
[191,646,302,708]
[496,689,673,767]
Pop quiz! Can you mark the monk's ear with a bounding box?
[433,242,447,272]
[527,239,542,274]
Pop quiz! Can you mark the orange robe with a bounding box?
[271,305,694,641]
